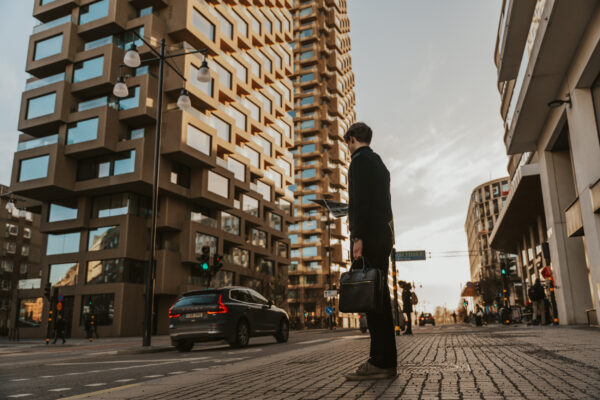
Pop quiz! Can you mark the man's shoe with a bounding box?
[345,361,396,381]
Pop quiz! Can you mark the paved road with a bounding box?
[0,328,367,399]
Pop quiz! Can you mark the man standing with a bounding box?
[528,279,546,325]
[343,122,396,380]
[53,314,66,344]
[401,282,414,335]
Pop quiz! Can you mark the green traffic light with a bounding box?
[501,268,506,275]
[202,263,209,270]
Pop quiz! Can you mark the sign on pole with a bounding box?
[394,250,426,262]
[325,306,335,315]
[324,290,338,298]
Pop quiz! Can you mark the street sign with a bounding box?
[325,306,334,315]
[466,281,473,288]
[56,302,63,311]
[324,290,338,298]
[58,294,64,301]
[394,250,426,262]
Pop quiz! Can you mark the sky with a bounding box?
[0,1,508,312]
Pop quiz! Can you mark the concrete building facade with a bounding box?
[490,0,600,326]
[10,0,295,337]
[287,0,355,327]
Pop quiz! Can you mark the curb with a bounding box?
[116,345,174,355]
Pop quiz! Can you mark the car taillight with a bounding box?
[358,315,362,320]
[420,317,424,320]
[168,306,181,319]
[207,294,228,315]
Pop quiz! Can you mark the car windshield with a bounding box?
[422,313,432,317]
[174,293,219,307]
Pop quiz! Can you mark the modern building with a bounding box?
[10,0,295,337]
[287,0,356,327]
[464,178,517,307]
[0,185,43,337]
[490,0,600,326]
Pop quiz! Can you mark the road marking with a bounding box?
[85,383,107,387]
[10,378,30,382]
[297,339,331,345]
[50,357,210,365]
[40,375,55,378]
[7,395,33,398]
[89,351,117,356]
[227,348,262,354]
[65,372,84,376]
[60,383,141,400]
[143,375,164,378]
[115,378,134,383]
[49,388,72,392]
[168,371,187,375]
[192,368,207,371]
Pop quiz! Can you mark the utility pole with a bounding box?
[391,247,400,335]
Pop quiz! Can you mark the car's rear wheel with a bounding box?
[229,319,250,348]
[175,341,193,352]
[275,318,289,343]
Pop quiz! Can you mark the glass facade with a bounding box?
[67,117,99,145]
[300,119,315,129]
[193,8,215,41]
[49,202,78,222]
[26,92,56,119]
[79,0,110,25]
[300,96,314,106]
[118,86,140,110]
[80,294,114,326]
[86,259,145,284]
[73,56,104,83]
[48,262,78,286]
[302,168,316,179]
[33,34,62,60]
[19,155,49,182]
[77,150,136,180]
[91,193,150,218]
[46,232,81,255]
[221,212,240,235]
[88,225,120,251]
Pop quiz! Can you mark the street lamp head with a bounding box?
[124,44,141,68]
[177,89,192,110]
[113,76,129,98]
[197,60,210,83]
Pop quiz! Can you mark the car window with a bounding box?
[248,289,269,305]
[174,293,219,307]
[231,290,253,303]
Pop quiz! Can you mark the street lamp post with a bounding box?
[113,32,210,347]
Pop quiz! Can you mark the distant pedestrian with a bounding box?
[452,311,457,324]
[475,305,484,326]
[528,279,546,325]
[53,315,66,344]
[343,123,396,381]
[401,282,414,335]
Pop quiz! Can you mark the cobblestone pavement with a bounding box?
[85,325,600,400]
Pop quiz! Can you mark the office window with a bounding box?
[193,9,215,41]
[260,10,272,33]
[195,233,218,256]
[207,171,229,198]
[211,115,231,142]
[249,12,261,34]
[303,247,318,258]
[221,212,240,235]
[303,220,317,230]
[216,11,233,39]
[302,168,316,179]
[242,195,259,217]
[255,135,272,156]
[79,0,109,25]
[91,193,150,218]
[299,7,313,17]
[190,64,213,96]
[301,144,316,153]
[88,225,119,251]
[300,120,315,130]
[118,86,140,110]
[230,247,249,267]
[138,6,152,17]
[247,100,260,121]
[19,155,49,182]
[86,259,145,284]
[257,180,271,201]
[73,56,104,83]
[289,234,298,244]
[245,146,259,168]
[300,51,313,60]
[67,117,99,145]
[170,162,190,188]
[232,11,248,37]
[268,212,282,231]
[33,34,62,60]
[26,92,56,119]
[77,150,136,180]
[49,262,78,287]
[299,28,313,39]
[47,232,80,255]
[80,294,114,326]
[130,128,144,140]
[49,202,77,222]
[228,157,245,181]
[187,124,211,155]
[300,73,314,83]
[250,229,267,248]
[300,96,314,106]
[248,55,261,77]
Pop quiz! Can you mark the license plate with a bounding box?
[185,312,204,319]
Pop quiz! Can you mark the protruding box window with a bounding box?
[19,154,50,182]
[34,34,62,61]
[26,92,56,119]
[207,171,229,198]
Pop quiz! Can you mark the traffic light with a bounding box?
[43,283,51,299]
[212,254,223,275]
[196,245,211,273]
[304,312,308,318]
[501,266,507,275]
[463,299,468,307]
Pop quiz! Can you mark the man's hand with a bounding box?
[352,239,363,259]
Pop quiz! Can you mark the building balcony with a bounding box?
[69,43,123,98]
[33,0,79,23]
[76,0,130,40]
[495,0,537,81]
[26,19,78,77]
[63,106,121,158]
[502,1,597,154]
[191,168,235,210]
[167,0,221,57]
[18,80,71,136]
[565,197,584,238]
[116,73,158,125]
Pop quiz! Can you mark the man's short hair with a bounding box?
[344,122,372,144]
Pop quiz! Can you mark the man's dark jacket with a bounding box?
[402,289,413,313]
[348,146,393,241]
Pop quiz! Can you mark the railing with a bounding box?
[33,14,75,34]
[17,134,59,151]
[25,72,66,91]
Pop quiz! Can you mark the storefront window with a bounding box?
[80,293,114,326]
[19,298,43,327]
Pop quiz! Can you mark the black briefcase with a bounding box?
[339,257,383,313]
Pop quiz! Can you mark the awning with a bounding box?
[490,163,545,253]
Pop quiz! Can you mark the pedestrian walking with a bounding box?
[528,279,547,325]
[452,311,457,324]
[343,123,397,381]
[52,314,66,344]
[401,282,414,335]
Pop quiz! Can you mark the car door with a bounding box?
[230,290,259,335]
[248,289,277,334]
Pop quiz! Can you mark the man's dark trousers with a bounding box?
[361,234,396,370]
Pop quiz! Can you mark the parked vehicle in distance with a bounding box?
[359,313,368,333]
[419,312,435,326]
[168,287,289,352]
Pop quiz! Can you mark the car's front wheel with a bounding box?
[275,318,289,343]
[229,319,250,348]
[175,341,193,352]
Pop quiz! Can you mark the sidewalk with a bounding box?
[74,324,600,400]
